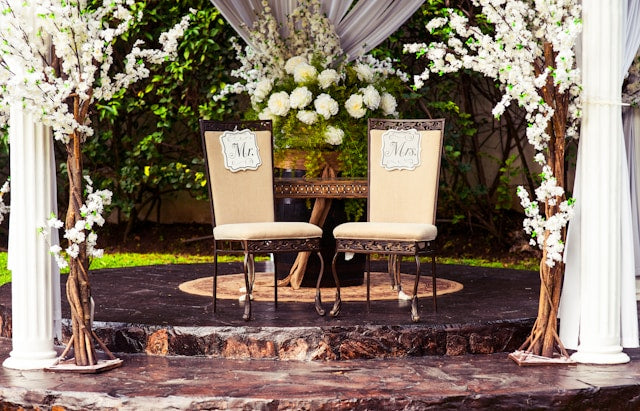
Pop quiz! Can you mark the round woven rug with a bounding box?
[179,272,463,302]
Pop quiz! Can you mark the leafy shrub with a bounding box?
[82,0,241,238]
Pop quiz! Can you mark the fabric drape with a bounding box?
[623,0,640,279]
[560,0,640,350]
[210,0,423,60]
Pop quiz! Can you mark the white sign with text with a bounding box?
[219,129,262,172]
[380,128,421,171]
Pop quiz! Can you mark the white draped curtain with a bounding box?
[560,0,640,350]
[623,0,640,280]
[209,0,424,60]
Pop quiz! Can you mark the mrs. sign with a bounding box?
[380,128,422,171]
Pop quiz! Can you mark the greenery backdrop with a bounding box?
[0,0,575,251]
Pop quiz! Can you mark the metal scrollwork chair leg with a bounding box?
[329,252,342,317]
[431,254,438,312]
[213,250,218,313]
[411,255,421,322]
[242,252,252,321]
[315,251,326,316]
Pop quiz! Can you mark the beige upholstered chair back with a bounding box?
[200,120,275,226]
[368,119,445,224]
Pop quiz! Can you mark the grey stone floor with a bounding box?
[0,340,639,410]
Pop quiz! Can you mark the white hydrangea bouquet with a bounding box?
[214,0,407,178]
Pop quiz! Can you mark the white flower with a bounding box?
[324,125,344,145]
[293,62,317,83]
[405,0,582,267]
[361,85,381,110]
[290,86,313,109]
[267,91,290,116]
[345,94,366,118]
[314,93,339,119]
[47,216,64,229]
[64,226,86,244]
[354,63,374,83]
[66,243,80,259]
[380,92,397,115]
[318,69,340,89]
[253,78,273,103]
[285,55,308,74]
[0,0,191,144]
[297,110,318,125]
[258,107,276,121]
[54,255,69,270]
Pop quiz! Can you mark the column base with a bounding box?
[3,350,58,370]
[570,345,630,364]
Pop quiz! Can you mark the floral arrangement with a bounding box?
[215,0,407,178]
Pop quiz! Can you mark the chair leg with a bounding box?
[411,255,421,323]
[213,249,218,313]
[273,255,278,310]
[387,255,396,290]
[431,254,437,312]
[393,255,401,293]
[329,252,342,317]
[394,256,411,301]
[242,252,252,321]
[366,254,371,310]
[314,251,325,316]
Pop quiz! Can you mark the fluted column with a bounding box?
[571,0,630,364]
[2,106,61,370]
[2,1,61,370]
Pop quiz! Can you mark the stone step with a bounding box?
[76,317,535,360]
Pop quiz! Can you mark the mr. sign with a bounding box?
[219,129,262,172]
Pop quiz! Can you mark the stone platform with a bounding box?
[1,261,538,360]
[0,261,639,410]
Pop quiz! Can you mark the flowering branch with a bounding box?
[0,0,191,367]
[0,180,9,225]
[405,0,582,360]
[405,0,581,267]
[41,176,112,270]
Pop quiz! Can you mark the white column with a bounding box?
[2,106,61,370]
[571,0,630,364]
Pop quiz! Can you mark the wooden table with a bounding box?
[273,177,367,288]
[274,177,367,199]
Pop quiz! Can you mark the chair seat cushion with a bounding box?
[214,222,322,241]
[333,222,437,242]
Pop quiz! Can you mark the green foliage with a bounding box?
[83,0,238,235]
[0,0,552,247]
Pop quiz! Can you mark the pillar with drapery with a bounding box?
[559,0,640,363]
[210,0,424,288]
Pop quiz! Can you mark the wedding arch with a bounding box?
[4,0,640,368]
